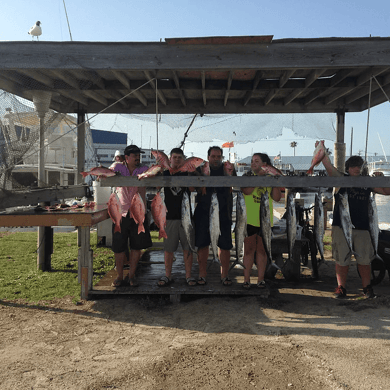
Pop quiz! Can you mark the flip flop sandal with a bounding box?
[242,281,251,289]
[186,277,197,286]
[111,278,125,287]
[257,280,267,289]
[124,274,139,287]
[197,277,207,285]
[221,277,233,286]
[157,276,173,287]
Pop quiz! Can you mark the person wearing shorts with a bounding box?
[110,144,152,287]
[157,148,196,287]
[241,153,281,289]
[194,146,235,286]
[318,142,390,298]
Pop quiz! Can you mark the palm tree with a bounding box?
[290,141,298,156]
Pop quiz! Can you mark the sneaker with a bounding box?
[334,285,347,299]
[363,284,376,299]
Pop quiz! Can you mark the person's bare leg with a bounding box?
[335,263,349,287]
[114,251,126,282]
[357,264,371,288]
[220,249,231,280]
[128,249,141,283]
[243,235,256,284]
[255,236,267,282]
[183,250,194,279]
[197,246,209,282]
[157,251,174,286]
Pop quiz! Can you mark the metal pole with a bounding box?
[76,112,86,185]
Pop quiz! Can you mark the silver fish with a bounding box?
[368,193,382,261]
[282,191,297,280]
[286,191,297,261]
[338,192,358,261]
[230,192,247,270]
[314,191,325,264]
[181,191,196,253]
[260,190,272,262]
[209,192,220,263]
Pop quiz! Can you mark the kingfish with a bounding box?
[151,192,168,239]
[181,191,196,253]
[314,191,325,264]
[368,193,383,261]
[229,192,247,270]
[260,190,272,262]
[130,193,146,234]
[209,193,221,263]
[338,192,358,261]
[281,191,297,280]
[286,191,297,262]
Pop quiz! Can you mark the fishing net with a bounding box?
[0,89,96,191]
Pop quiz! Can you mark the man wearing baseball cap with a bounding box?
[111,144,152,287]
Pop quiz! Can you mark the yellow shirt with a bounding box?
[244,186,273,227]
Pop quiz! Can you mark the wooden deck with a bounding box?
[93,246,270,301]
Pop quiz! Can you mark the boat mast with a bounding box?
[378,132,387,162]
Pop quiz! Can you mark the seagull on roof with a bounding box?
[28,21,42,41]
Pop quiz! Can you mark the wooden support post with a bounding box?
[78,226,93,300]
[334,110,346,172]
[76,111,86,186]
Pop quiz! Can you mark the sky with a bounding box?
[1,0,390,161]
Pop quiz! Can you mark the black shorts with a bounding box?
[247,224,261,237]
[112,212,152,253]
[194,206,232,250]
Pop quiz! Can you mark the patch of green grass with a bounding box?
[323,234,332,252]
[0,231,115,304]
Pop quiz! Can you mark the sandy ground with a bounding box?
[1,237,390,390]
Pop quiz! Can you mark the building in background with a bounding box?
[91,129,127,167]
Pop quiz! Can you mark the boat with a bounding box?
[368,160,390,176]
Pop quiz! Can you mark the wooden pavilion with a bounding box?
[1,35,390,299]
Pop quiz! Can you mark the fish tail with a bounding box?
[80,171,88,178]
[138,223,145,235]
[159,229,168,239]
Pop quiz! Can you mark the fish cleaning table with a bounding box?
[0,205,109,299]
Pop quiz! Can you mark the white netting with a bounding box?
[0,90,97,190]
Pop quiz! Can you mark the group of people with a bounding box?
[108,141,390,299]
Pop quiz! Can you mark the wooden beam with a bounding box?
[284,69,327,106]
[223,70,234,107]
[264,88,278,105]
[101,175,390,189]
[143,70,167,105]
[172,70,186,106]
[243,70,263,106]
[325,67,389,105]
[112,70,130,89]
[279,70,296,88]
[2,38,390,70]
[201,71,206,106]
[304,69,354,105]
